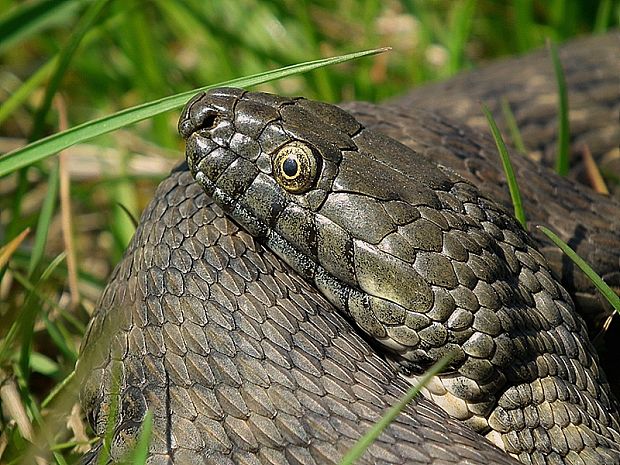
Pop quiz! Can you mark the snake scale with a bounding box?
[77,33,620,465]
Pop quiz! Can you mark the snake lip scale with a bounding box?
[179,86,620,464]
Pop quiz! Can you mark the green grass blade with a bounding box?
[339,353,454,465]
[121,1,175,148]
[111,179,139,253]
[28,161,60,277]
[42,312,78,364]
[482,103,527,229]
[0,47,388,178]
[0,11,123,126]
[125,411,153,465]
[294,2,337,102]
[11,253,68,379]
[594,0,613,33]
[447,0,476,74]
[0,56,56,125]
[0,254,66,365]
[537,226,620,313]
[30,0,109,140]
[29,352,58,376]
[548,40,570,176]
[116,202,140,230]
[53,450,69,465]
[500,97,527,154]
[5,170,29,247]
[513,0,535,52]
[40,252,68,281]
[41,371,75,409]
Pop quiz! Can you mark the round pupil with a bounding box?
[282,156,298,177]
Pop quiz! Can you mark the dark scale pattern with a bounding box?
[442,180,620,463]
[343,32,620,332]
[344,31,620,334]
[181,84,620,465]
[78,167,519,465]
[342,101,620,333]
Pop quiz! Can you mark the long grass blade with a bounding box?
[537,226,620,313]
[548,40,570,176]
[0,0,78,54]
[447,0,476,74]
[0,57,56,126]
[0,254,66,365]
[339,353,454,465]
[121,1,175,148]
[28,161,60,277]
[41,370,75,409]
[0,48,389,178]
[42,312,78,364]
[500,97,527,154]
[594,0,612,33]
[513,0,535,52]
[482,103,527,229]
[125,411,153,465]
[0,12,124,126]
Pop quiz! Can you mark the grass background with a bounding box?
[0,0,619,463]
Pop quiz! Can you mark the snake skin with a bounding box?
[342,102,620,333]
[180,87,620,464]
[349,31,620,330]
[389,32,620,178]
[78,34,620,465]
[77,166,520,465]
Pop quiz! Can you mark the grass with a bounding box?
[538,226,620,314]
[483,98,620,312]
[339,353,455,464]
[1,1,619,463]
[0,47,388,176]
[548,39,570,176]
[482,103,527,229]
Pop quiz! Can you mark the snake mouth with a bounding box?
[179,92,210,139]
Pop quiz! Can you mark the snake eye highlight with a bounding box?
[272,141,319,194]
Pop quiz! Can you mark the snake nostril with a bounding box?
[179,108,221,139]
[198,112,218,131]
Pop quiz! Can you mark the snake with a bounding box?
[77,33,620,465]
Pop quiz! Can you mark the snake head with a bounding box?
[178,87,369,225]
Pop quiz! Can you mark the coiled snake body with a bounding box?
[78,33,620,465]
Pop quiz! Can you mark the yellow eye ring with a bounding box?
[272,141,318,194]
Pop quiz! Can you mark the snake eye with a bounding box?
[272,141,319,194]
